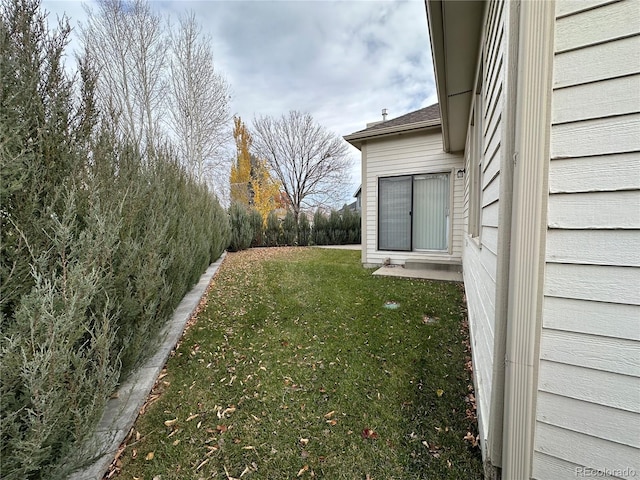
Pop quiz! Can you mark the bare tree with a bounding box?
[80,0,167,152]
[168,12,230,188]
[252,111,351,221]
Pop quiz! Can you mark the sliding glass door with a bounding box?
[378,173,450,252]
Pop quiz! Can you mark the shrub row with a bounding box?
[0,3,230,478]
[228,204,360,251]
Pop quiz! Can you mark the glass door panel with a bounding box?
[413,173,449,251]
[378,176,412,251]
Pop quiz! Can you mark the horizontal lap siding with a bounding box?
[362,131,464,266]
[549,151,640,192]
[543,297,640,341]
[553,35,640,88]
[534,1,640,477]
[534,423,640,477]
[536,391,640,447]
[533,452,621,480]
[462,0,505,448]
[539,361,640,412]
[540,329,639,376]
[463,241,495,445]
[552,76,640,124]
[546,229,640,266]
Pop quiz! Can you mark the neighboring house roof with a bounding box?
[343,103,441,149]
[342,200,358,212]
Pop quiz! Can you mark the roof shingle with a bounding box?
[353,103,440,135]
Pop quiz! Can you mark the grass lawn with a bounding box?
[115,247,483,479]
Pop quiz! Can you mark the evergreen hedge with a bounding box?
[280,210,297,246]
[297,213,311,246]
[0,2,230,478]
[264,210,281,247]
[310,209,361,246]
[249,208,264,247]
[228,202,253,251]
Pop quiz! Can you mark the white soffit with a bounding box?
[428,0,484,152]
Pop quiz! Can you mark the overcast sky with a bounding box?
[41,0,437,202]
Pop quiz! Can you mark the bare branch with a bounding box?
[168,12,231,188]
[252,111,352,219]
[80,0,167,153]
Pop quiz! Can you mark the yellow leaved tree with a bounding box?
[251,157,282,222]
[229,116,281,221]
[230,116,252,206]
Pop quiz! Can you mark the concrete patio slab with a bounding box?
[372,265,463,282]
[315,244,361,250]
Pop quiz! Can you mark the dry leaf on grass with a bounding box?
[361,428,378,439]
[464,431,479,448]
[196,458,210,471]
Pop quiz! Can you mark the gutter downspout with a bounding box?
[502,1,554,478]
[361,143,368,265]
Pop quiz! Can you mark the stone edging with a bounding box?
[69,252,227,480]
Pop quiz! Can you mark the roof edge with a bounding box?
[426,0,451,152]
[344,118,441,149]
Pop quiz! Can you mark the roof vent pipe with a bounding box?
[382,108,388,121]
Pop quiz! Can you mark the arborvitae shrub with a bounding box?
[312,210,329,245]
[0,0,81,322]
[328,209,345,244]
[280,210,297,246]
[310,209,361,246]
[249,208,264,247]
[298,213,311,246]
[211,198,231,259]
[265,210,281,247]
[0,193,120,480]
[0,2,231,477]
[229,202,253,251]
[341,208,361,244]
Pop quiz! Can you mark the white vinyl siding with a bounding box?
[533,0,640,477]
[462,0,505,449]
[362,130,464,266]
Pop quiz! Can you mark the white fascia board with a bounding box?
[343,120,441,149]
[426,0,451,152]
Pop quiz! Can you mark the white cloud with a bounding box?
[41,0,436,203]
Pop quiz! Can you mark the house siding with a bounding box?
[462,0,505,451]
[532,0,640,478]
[362,129,464,267]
